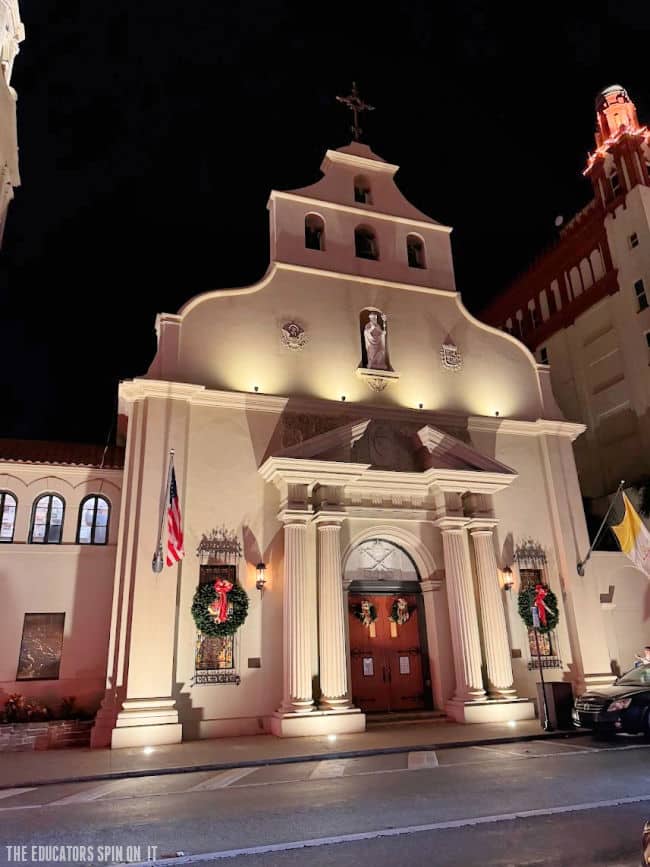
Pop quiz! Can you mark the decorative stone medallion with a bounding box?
[281,321,308,351]
[440,341,463,371]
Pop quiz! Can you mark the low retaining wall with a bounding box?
[0,720,93,752]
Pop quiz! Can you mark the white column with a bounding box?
[317,520,352,709]
[279,517,315,714]
[470,524,517,699]
[439,521,486,702]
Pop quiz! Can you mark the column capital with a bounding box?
[277,509,312,526]
[420,578,443,593]
[434,516,470,532]
[313,511,345,528]
[467,519,499,535]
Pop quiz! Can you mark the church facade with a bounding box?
[1,135,640,748]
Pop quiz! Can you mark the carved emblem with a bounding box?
[281,321,308,351]
[440,341,463,371]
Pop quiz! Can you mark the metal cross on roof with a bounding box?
[336,82,375,141]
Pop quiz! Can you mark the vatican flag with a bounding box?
[611,493,650,577]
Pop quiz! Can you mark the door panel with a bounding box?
[348,595,391,711]
[386,594,426,710]
[348,593,426,712]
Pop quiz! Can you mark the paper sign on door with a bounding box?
[363,657,374,677]
[399,655,410,675]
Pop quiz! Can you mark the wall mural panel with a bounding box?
[16,613,65,681]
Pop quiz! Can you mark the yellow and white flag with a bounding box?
[611,493,650,577]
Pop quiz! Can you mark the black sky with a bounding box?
[1,1,647,444]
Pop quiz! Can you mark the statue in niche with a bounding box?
[360,309,391,371]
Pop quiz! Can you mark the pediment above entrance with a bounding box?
[260,415,517,510]
[272,417,515,477]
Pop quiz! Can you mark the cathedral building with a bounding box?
[2,81,646,748]
[0,0,23,246]
[482,85,650,517]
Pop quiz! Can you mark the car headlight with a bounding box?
[607,697,632,712]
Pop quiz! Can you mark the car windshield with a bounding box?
[616,664,650,686]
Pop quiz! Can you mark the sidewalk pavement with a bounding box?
[0,717,582,790]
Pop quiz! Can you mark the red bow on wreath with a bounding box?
[533,584,551,627]
[208,579,233,623]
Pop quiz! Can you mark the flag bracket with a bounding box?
[576,479,625,576]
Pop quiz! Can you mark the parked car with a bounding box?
[572,662,650,736]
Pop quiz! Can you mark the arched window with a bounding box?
[354,175,372,204]
[0,491,17,542]
[30,494,65,544]
[77,495,110,545]
[355,226,379,260]
[580,257,593,290]
[590,248,605,281]
[406,234,426,268]
[304,214,325,251]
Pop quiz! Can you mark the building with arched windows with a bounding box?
[2,133,647,749]
[481,85,650,519]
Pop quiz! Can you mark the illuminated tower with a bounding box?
[0,0,24,247]
[585,85,650,207]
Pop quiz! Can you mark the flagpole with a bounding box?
[152,449,174,573]
[576,479,625,576]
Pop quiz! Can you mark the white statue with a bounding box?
[364,312,388,370]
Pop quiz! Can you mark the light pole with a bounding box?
[532,605,554,731]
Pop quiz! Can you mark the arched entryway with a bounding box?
[344,539,432,713]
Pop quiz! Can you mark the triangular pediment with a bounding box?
[275,419,371,462]
[415,426,516,474]
[272,418,515,476]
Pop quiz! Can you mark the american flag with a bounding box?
[166,465,185,566]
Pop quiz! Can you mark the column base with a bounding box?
[445,697,536,724]
[271,708,365,737]
[488,686,518,700]
[110,698,183,749]
[319,697,353,711]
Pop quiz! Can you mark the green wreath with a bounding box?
[389,597,412,624]
[352,602,377,624]
[191,581,249,638]
[518,584,559,634]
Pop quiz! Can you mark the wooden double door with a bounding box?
[348,593,427,713]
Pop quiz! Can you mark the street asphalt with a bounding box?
[0,734,648,866]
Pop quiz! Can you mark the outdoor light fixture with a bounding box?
[143,746,154,755]
[341,395,346,401]
[327,734,337,742]
[418,402,424,409]
[256,562,267,592]
[501,566,514,591]
[495,410,500,417]
[253,385,259,392]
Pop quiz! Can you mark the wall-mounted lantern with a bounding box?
[501,565,514,592]
[256,562,267,593]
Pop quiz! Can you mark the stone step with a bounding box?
[366,710,448,726]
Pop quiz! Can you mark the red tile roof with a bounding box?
[0,439,125,469]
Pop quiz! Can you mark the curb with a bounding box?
[0,728,585,791]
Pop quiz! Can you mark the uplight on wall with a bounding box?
[256,562,267,593]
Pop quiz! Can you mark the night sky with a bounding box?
[1,1,647,444]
